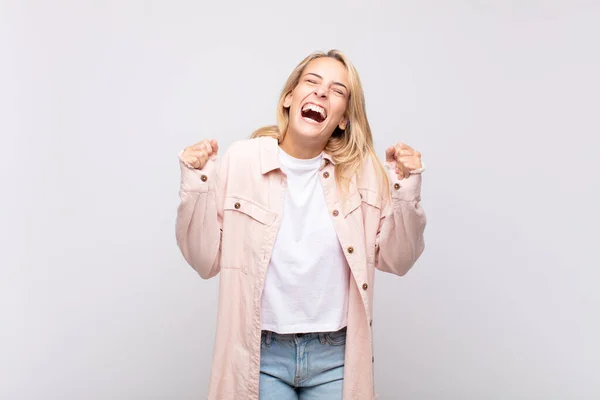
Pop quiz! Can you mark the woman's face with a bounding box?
[284,57,350,143]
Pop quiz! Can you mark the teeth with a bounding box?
[302,103,326,119]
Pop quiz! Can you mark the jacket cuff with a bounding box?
[386,166,422,202]
[178,150,217,194]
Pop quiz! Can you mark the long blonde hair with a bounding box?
[251,49,389,199]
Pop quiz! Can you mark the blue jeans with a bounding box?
[259,327,346,400]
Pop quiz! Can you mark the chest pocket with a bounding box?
[221,196,277,271]
[347,189,382,265]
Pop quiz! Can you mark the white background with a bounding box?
[1,0,599,399]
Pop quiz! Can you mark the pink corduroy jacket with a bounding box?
[176,136,426,399]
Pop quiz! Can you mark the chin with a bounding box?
[297,127,324,139]
[291,116,331,141]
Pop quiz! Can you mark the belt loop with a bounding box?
[266,331,272,346]
[319,332,326,344]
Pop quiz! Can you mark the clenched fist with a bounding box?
[181,139,219,170]
[385,142,423,180]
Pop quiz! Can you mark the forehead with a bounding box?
[303,57,349,84]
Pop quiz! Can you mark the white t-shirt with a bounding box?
[260,148,350,334]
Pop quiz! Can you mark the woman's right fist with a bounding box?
[181,139,219,169]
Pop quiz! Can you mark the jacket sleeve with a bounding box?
[175,150,229,279]
[374,168,426,276]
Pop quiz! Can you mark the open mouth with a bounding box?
[301,103,327,123]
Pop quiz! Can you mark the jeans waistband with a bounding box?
[261,327,347,345]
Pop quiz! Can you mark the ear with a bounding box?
[283,92,292,108]
[339,118,348,130]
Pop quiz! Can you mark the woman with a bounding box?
[176,50,426,400]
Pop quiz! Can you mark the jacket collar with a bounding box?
[259,136,335,175]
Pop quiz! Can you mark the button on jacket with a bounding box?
[176,136,426,399]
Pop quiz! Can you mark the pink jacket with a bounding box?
[176,136,426,399]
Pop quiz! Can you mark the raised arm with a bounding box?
[175,139,228,279]
[375,143,426,276]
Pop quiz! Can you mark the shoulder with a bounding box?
[221,136,271,162]
[356,154,384,188]
[219,136,278,178]
[354,153,391,207]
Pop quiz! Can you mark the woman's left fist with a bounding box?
[385,142,423,180]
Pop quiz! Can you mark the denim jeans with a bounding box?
[259,327,346,400]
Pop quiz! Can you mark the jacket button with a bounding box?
[201,175,208,182]
[362,283,368,290]
[372,356,375,363]
[370,319,373,326]
[324,159,330,165]
[332,209,339,217]
[394,183,401,190]
[347,246,354,254]
[234,202,241,209]
[323,171,330,178]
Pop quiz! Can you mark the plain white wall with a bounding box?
[2,0,599,399]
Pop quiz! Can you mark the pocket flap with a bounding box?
[224,196,276,225]
[358,188,382,209]
[343,191,362,217]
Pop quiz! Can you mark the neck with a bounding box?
[279,132,327,159]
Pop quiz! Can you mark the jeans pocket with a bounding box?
[325,327,347,346]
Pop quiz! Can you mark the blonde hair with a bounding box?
[251,49,389,199]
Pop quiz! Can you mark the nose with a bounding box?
[315,85,328,98]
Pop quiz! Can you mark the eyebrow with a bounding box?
[305,73,348,91]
